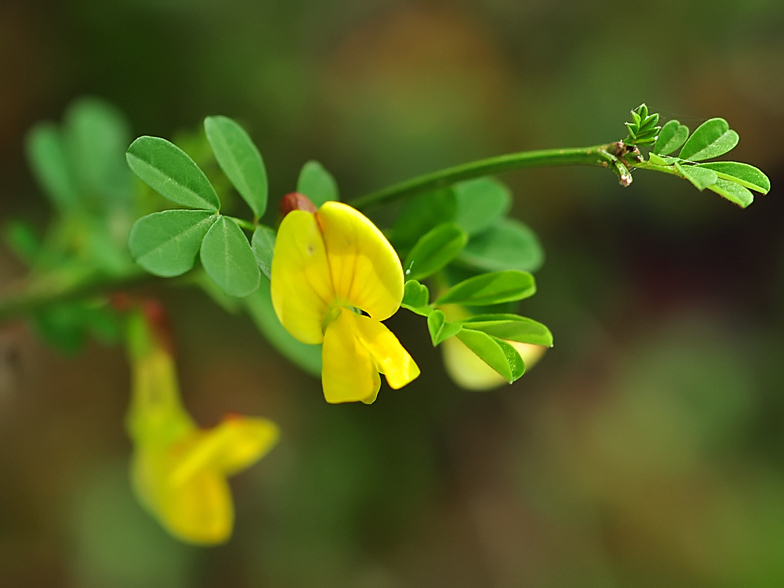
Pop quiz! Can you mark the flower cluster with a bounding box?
[271,200,420,403]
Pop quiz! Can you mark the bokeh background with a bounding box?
[2,0,784,586]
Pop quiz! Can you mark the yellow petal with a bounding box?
[442,337,547,390]
[126,346,195,445]
[317,202,404,321]
[131,442,234,545]
[352,312,420,390]
[271,210,334,344]
[321,307,381,403]
[170,416,280,484]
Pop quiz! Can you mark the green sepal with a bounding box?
[427,310,462,346]
[403,223,467,281]
[456,329,525,384]
[297,160,339,207]
[126,136,220,211]
[200,216,260,297]
[435,270,536,307]
[204,116,268,218]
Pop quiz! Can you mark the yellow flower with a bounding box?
[271,200,420,404]
[126,307,278,545]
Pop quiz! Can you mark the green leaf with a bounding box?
[128,210,217,277]
[200,216,260,297]
[126,136,220,211]
[458,218,544,273]
[392,187,456,246]
[403,223,467,281]
[678,118,739,161]
[435,270,536,306]
[251,225,276,280]
[244,277,322,377]
[647,153,680,166]
[204,116,268,218]
[401,280,431,316]
[456,329,524,383]
[297,160,339,207]
[653,120,689,156]
[707,178,754,208]
[65,97,133,205]
[697,162,770,194]
[25,123,79,211]
[427,310,462,346]
[675,162,718,191]
[457,314,553,346]
[452,178,512,236]
[4,220,41,264]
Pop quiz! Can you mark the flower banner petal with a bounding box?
[271,210,335,344]
[317,202,404,321]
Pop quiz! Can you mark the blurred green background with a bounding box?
[2,0,784,586]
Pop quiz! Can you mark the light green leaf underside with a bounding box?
[697,162,770,194]
[675,163,718,191]
[707,179,754,208]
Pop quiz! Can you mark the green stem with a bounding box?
[350,144,623,210]
[227,216,257,232]
[0,266,148,324]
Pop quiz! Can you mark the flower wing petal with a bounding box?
[316,202,404,321]
[321,307,381,403]
[131,445,234,545]
[353,313,420,390]
[169,416,280,484]
[271,210,334,344]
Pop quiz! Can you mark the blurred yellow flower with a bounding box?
[271,200,419,403]
[125,307,278,545]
